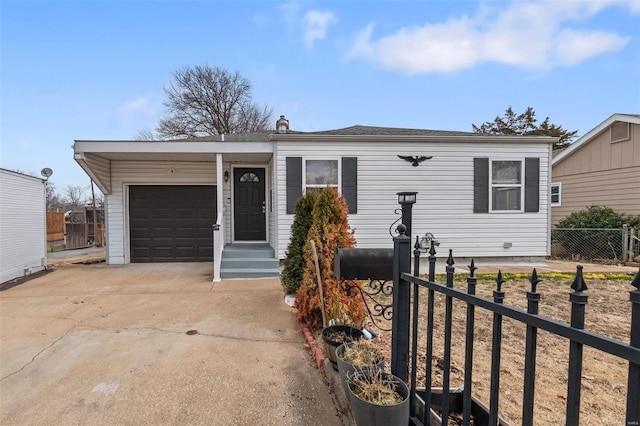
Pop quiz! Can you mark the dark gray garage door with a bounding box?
[129,185,216,262]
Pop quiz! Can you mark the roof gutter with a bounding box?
[269,134,556,144]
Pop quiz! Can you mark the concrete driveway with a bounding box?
[0,263,341,425]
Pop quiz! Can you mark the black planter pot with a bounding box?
[336,342,385,396]
[322,325,364,370]
[347,371,409,426]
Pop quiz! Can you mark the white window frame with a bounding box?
[303,158,341,193]
[489,159,524,212]
[550,182,562,207]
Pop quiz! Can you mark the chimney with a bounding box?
[276,115,289,133]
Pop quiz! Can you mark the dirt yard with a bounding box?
[365,272,637,425]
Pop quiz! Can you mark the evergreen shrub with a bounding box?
[295,187,366,330]
[281,191,318,294]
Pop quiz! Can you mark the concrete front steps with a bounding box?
[220,243,281,279]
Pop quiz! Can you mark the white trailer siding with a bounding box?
[276,140,550,260]
[106,161,216,264]
[0,169,46,283]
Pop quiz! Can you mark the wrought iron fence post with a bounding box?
[410,236,421,420]
[626,266,640,425]
[392,223,411,382]
[440,250,456,424]
[489,271,506,426]
[566,265,588,426]
[522,269,542,426]
[424,241,437,426]
[463,260,478,425]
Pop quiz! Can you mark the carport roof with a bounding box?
[73,138,275,194]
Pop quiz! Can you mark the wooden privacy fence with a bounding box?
[46,212,64,242]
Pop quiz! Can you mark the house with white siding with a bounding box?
[73,117,554,280]
[0,169,47,284]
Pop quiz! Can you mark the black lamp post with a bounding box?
[397,191,417,238]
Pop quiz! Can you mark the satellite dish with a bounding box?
[40,168,53,179]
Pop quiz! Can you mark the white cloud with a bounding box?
[345,0,631,74]
[303,10,337,51]
[280,1,302,29]
[118,97,152,128]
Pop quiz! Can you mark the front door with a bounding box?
[234,168,266,241]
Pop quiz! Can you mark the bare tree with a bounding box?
[134,128,160,140]
[45,181,65,211]
[156,65,273,138]
[64,185,86,210]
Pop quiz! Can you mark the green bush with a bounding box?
[556,206,626,229]
[281,191,318,294]
[553,206,640,260]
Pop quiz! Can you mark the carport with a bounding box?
[73,136,275,280]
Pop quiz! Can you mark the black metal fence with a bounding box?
[388,225,640,426]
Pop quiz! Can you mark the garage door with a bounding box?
[129,185,216,262]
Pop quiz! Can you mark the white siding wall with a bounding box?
[0,170,46,283]
[107,161,216,264]
[276,141,550,260]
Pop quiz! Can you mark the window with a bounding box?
[304,159,339,191]
[550,183,561,206]
[239,172,260,182]
[474,157,539,214]
[286,157,357,214]
[490,160,523,211]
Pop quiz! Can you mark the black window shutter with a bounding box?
[286,157,302,214]
[524,157,540,213]
[474,158,489,213]
[342,157,357,214]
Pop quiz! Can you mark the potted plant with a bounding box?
[336,339,385,395]
[322,324,364,370]
[347,369,409,426]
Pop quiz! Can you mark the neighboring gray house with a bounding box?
[552,113,640,225]
[74,117,554,280]
[0,168,47,284]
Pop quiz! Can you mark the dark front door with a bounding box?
[129,185,216,262]
[234,168,266,241]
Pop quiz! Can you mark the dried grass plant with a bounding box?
[349,370,405,406]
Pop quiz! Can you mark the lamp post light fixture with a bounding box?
[397,191,417,238]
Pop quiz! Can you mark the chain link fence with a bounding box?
[551,228,625,262]
[632,228,640,262]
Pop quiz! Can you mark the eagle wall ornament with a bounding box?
[397,155,433,166]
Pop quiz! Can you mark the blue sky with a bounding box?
[1,0,639,196]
